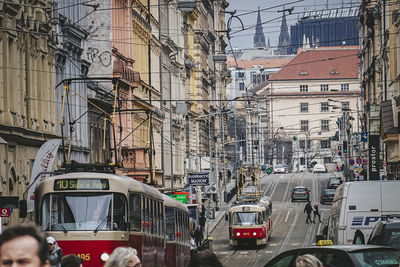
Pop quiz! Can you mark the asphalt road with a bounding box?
[210,172,334,267]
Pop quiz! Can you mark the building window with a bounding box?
[239,82,245,91]
[341,83,349,91]
[324,157,332,163]
[320,84,329,92]
[300,120,309,132]
[320,140,331,149]
[235,72,245,78]
[342,102,349,111]
[299,140,310,149]
[300,85,308,92]
[321,102,329,112]
[300,102,308,112]
[321,120,329,131]
[251,74,257,84]
[300,157,305,165]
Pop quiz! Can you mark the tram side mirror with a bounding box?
[19,200,27,218]
[225,214,228,221]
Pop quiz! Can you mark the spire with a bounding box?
[253,7,266,47]
[278,11,290,54]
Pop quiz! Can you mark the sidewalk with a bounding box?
[204,180,237,237]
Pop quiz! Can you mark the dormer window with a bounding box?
[299,71,308,75]
[330,70,339,75]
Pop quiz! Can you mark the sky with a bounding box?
[225,0,358,50]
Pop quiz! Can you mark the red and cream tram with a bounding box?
[163,194,190,267]
[32,172,190,267]
[227,197,272,247]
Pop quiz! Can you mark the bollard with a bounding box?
[207,237,214,251]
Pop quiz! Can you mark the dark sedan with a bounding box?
[291,186,309,202]
[263,245,399,267]
[327,177,342,189]
[320,188,336,204]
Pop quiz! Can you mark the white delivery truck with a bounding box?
[327,180,400,244]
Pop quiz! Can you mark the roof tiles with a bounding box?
[269,47,359,81]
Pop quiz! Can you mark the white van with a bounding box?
[327,180,400,245]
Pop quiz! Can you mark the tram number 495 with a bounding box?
[77,254,90,261]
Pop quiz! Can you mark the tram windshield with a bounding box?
[232,212,262,226]
[41,193,127,231]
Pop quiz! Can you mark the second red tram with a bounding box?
[227,197,272,247]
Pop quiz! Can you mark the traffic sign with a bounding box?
[0,208,11,217]
[266,168,272,174]
[349,158,355,166]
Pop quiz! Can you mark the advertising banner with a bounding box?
[188,171,209,186]
[368,135,380,180]
[27,139,61,212]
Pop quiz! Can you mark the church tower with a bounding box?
[253,7,266,47]
[278,11,290,54]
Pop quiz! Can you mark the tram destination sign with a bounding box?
[54,179,109,191]
[188,172,209,186]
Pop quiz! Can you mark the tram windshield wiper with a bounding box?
[51,215,68,233]
[94,215,110,233]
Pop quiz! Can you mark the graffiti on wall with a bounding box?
[86,47,111,66]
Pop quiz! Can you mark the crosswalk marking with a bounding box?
[218,251,229,255]
[291,243,299,246]
[268,243,278,247]
[240,251,248,255]
[265,250,273,254]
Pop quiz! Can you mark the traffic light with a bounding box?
[338,145,342,156]
[343,141,348,153]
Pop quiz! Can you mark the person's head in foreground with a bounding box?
[0,223,50,267]
[296,254,323,267]
[105,247,141,267]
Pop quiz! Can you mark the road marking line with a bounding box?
[285,210,291,223]
[218,251,229,254]
[265,251,273,254]
[291,243,299,246]
[240,251,247,254]
[269,243,278,247]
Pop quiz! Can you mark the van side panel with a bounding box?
[330,181,400,245]
[381,182,400,214]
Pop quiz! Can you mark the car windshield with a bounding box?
[232,212,261,226]
[293,188,307,192]
[275,165,283,168]
[41,193,127,231]
[324,189,336,195]
[386,229,400,249]
[351,249,399,267]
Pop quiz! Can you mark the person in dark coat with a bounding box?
[313,202,321,223]
[47,236,63,267]
[193,225,203,248]
[304,201,313,224]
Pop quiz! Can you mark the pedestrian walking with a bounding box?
[47,236,63,267]
[104,247,141,267]
[0,223,50,267]
[313,202,321,223]
[296,254,323,267]
[304,201,313,224]
[193,225,204,248]
[190,236,197,257]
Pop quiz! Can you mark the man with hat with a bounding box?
[47,236,63,267]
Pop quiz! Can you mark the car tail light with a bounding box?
[292,192,296,194]
[322,196,325,199]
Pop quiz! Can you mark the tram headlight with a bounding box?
[236,232,240,237]
[253,232,257,236]
[100,252,110,262]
